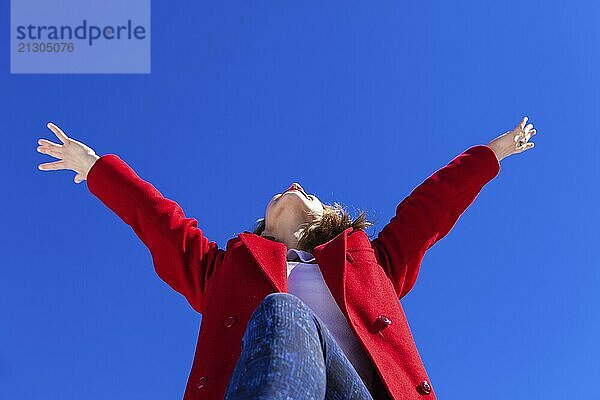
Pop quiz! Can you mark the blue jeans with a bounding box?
[225,293,375,400]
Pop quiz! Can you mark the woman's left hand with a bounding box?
[487,116,537,162]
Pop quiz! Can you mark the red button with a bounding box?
[224,316,238,328]
[197,376,208,389]
[417,380,431,395]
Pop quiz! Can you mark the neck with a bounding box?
[263,227,304,250]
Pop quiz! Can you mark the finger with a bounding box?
[47,122,70,144]
[520,116,528,131]
[524,123,534,134]
[38,160,67,171]
[37,146,64,159]
[517,142,535,153]
[37,147,62,157]
[38,138,63,148]
[526,128,536,140]
[74,173,84,184]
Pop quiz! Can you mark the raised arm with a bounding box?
[371,116,537,299]
[37,123,222,314]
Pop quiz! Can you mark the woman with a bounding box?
[36,117,536,399]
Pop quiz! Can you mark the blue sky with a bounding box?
[1,1,598,399]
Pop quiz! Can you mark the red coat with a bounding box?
[86,144,500,399]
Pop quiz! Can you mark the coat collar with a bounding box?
[238,232,289,292]
[312,227,351,317]
[238,227,353,304]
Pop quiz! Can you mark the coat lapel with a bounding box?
[313,227,353,318]
[238,232,288,292]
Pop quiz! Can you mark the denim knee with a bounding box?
[249,292,314,325]
[260,292,306,309]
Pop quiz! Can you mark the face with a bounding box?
[263,182,324,238]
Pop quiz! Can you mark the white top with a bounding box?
[286,248,374,392]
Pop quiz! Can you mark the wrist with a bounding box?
[83,153,100,178]
[486,142,505,162]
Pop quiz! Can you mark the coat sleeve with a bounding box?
[370,144,500,299]
[86,154,223,314]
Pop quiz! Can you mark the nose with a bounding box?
[286,182,303,192]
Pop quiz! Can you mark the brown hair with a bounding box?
[252,202,373,253]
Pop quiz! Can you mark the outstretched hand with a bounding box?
[487,116,537,162]
[37,123,100,183]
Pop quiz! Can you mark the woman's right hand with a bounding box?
[37,122,100,183]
